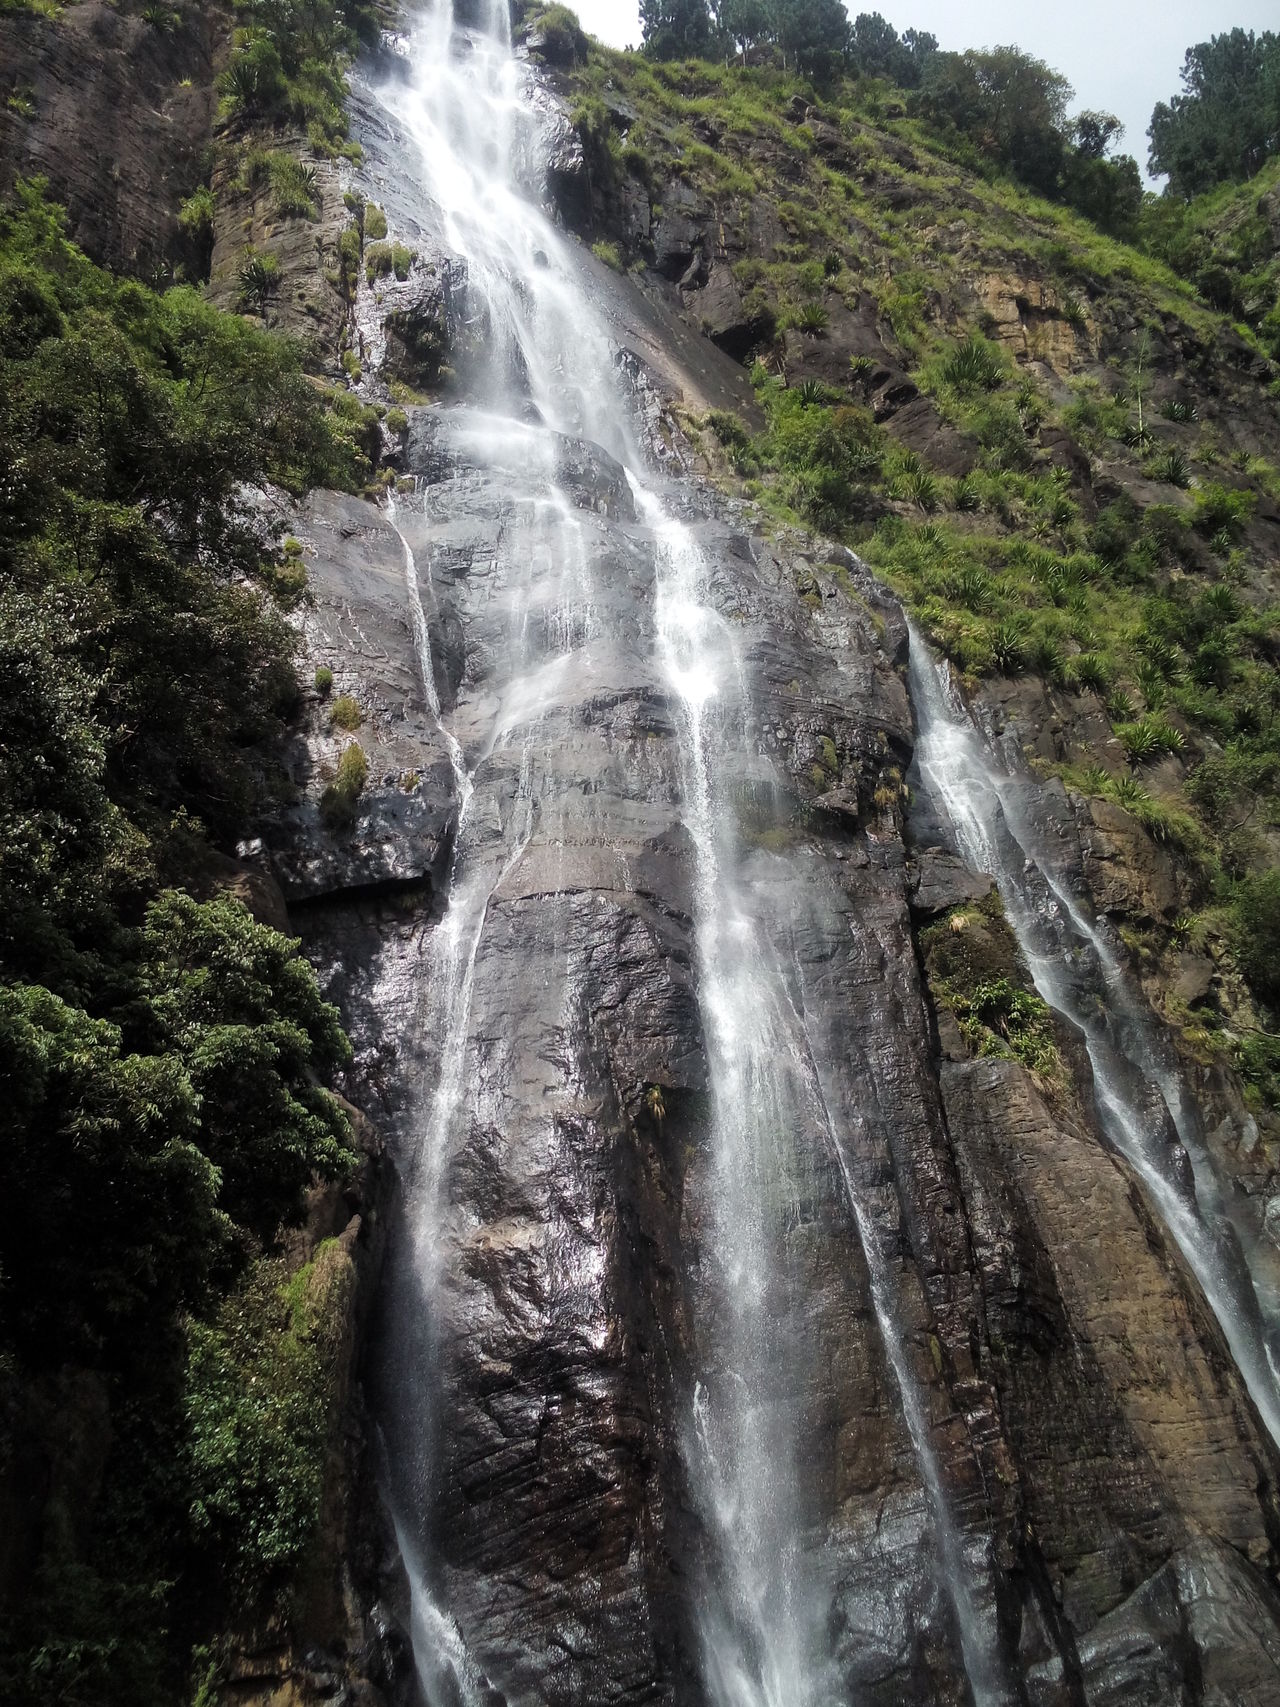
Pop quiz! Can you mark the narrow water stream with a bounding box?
[907,619,1280,1447]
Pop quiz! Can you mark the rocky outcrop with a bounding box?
[0,0,223,273]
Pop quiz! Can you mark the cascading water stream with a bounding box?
[906,618,1280,1447]
[638,490,1012,1706]
[371,4,1011,1699]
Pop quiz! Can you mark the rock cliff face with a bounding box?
[279,403,1280,1707]
[7,5,1280,1703]
[250,27,1280,1696]
[0,0,222,273]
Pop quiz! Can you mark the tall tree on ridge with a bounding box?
[640,0,713,60]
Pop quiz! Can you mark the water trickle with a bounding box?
[907,618,1280,1447]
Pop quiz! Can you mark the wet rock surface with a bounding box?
[240,36,1280,1707]
[259,390,1280,1703]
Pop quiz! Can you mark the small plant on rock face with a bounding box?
[268,154,319,220]
[952,564,992,611]
[314,666,333,697]
[849,354,876,385]
[941,333,1005,393]
[330,693,362,732]
[179,185,215,234]
[1074,653,1111,693]
[1115,715,1184,766]
[1150,447,1190,488]
[237,250,279,321]
[320,742,368,828]
[990,621,1027,675]
[951,473,981,512]
[902,468,940,511]
[796,302,829,336]
[1106,687,1136,723]
[1162,397,1197,423]
[1060,294,1086,330]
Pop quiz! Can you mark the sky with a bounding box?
[568,1,1279,184]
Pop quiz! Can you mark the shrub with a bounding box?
[237,250,279,320]
[1150,447,1190,488]
[267,153,319,220]
[329,693,362,731]
[1231,872,1280,1014]
[704,410,745,451]
[313,666,333,696]
[363,203,387,240]
[591,239,624,271]
[941,333,1006,393]
[185,1246,349,1606]
[796,302,829,335]
[178,185,216,235]
[990,620,1027,674]
[320,741,367,827]
[385,406,408,435]
[365,241,414,283]
[1074,652,1111,693]
[1194,482,1255,539]
[528,3,588,65]
[899,467,940,511]
[1115,715,1185,766]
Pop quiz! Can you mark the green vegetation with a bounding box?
[314,664,334,695]
[921,894,1064,1086]
[592,237,625,270]
[365,239,415,282]
[0,181,369,1703]
[217,0,376,154]
[1147,29,1279,197]
[550,28,1280,1077]
[185,1242,351,1608]
[320,740,368,828]
[521,2,589,66]
[330,692,363,731]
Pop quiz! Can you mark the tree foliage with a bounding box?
[0,183,360,1702]
[640,0,712,61]
[1148,29,1280,198]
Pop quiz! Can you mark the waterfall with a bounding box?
[906,619,1280,1447]
[370,5,1008,1700]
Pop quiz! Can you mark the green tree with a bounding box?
[913,46,1072,195]
[714,0,772,60]
[1061,115,1143,238]
[640,0,712,59]
[0,896,353,1367]
[772,0,849,81]
[1148,29,1280,197]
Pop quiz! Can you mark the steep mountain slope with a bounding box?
[3,2,1280,1705]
